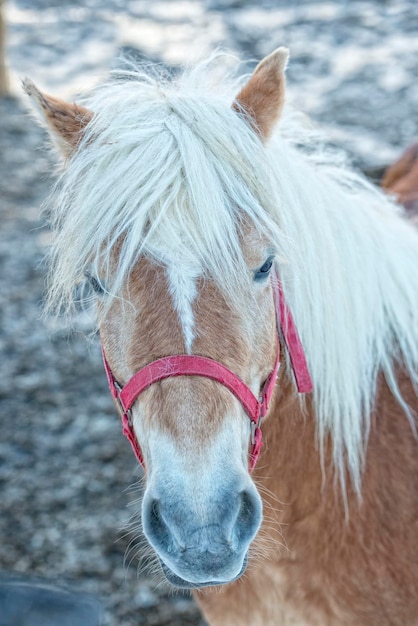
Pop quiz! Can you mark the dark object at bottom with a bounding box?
[0,572,102,626]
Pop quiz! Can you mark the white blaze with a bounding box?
[166,264,198,353]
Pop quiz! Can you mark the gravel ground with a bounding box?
[1,1,417,625]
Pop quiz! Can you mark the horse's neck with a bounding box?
[255,367,329,524]
[257,362,418,528]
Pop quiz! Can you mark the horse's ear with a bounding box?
[233,47,289,140]
[22,78,93,158]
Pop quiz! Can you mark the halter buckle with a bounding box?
[250,420,256,445]
[250,416,262,445]
[125,408,133,428]
[113,380,133,427]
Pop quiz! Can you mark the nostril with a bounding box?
[151,499,161,524]
[235,489,262,546]
[239,490,254,523]
[144,498,169,547]
[143,497,184,554]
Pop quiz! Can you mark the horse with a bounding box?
[24,48,418,625]
[382,141,418,217]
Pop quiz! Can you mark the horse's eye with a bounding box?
[85,271,105,295]
[254,257,274,282]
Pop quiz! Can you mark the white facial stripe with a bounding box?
[166,264,198,353]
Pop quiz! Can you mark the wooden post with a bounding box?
[0,0,9,96]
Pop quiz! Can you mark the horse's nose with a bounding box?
[142,484,262,586]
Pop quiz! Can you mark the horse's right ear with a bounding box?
[22,78,93,159]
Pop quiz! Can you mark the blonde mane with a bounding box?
[46,56,418,493]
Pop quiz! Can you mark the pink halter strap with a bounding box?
[101,276,312,471]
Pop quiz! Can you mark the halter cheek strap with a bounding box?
[101,277,312,472]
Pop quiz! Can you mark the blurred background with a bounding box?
[0,1,417,625]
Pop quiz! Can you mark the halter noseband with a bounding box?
[101,278,313,472]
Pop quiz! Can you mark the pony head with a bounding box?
[24,49,290,587]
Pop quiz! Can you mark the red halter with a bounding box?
[101,277,313,472]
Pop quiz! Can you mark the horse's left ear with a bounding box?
[233,47,289,140]
[22,78,93,159]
